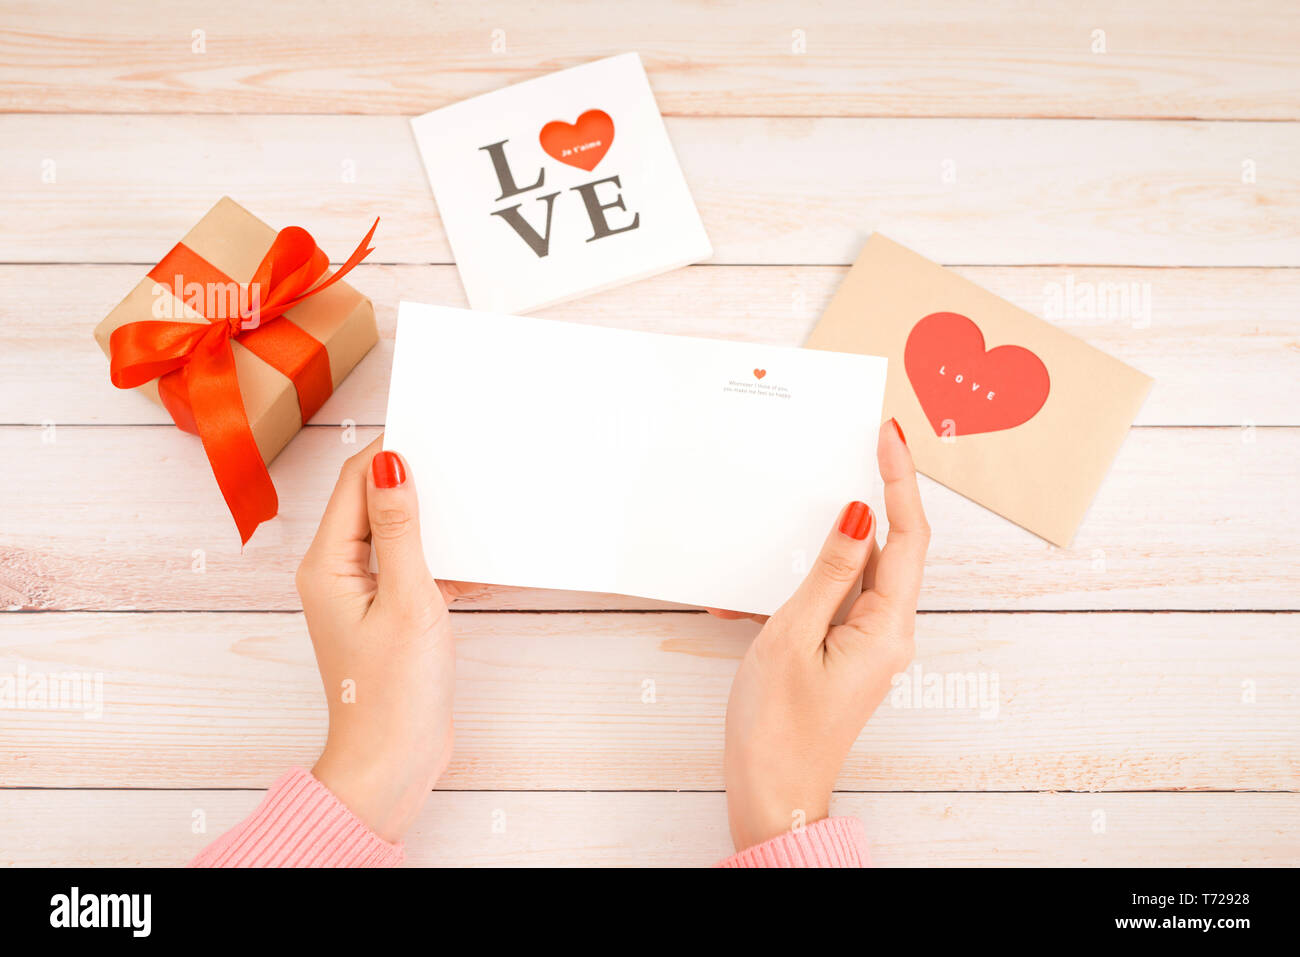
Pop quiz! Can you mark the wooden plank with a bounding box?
[4,263,1297,428]
[1,789,1294,867]
[2,1,1297,119]
[1,426,1294,611]
[1,612,1295,791]
[3,115,1297,266]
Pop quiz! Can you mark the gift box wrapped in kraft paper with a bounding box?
[93,197,379,544]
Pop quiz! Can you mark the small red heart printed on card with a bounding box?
[753,369,767,379]
[539,109,614,171]
[904,311,1050,437]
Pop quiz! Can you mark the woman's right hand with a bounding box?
[719,418,929,851]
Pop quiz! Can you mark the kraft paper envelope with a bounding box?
[384,302,888,614]
[805,235,1152,547]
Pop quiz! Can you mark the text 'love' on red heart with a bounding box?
[903,311,1050,437]
[539,110,614,171]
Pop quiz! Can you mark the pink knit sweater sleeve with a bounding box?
[717,817,871,867]
[190,768,404,867]
[191,767,866,867]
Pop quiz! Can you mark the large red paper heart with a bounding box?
[539,109,614,171]
[904,311,1050,437]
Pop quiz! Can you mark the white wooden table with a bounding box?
[1,1,1297,866]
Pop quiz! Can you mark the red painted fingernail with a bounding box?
[839,501,874,540]
[890,417,907,446]
[372,451,405,488]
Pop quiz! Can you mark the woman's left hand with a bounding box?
[295,435,458,843]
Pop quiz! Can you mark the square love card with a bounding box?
[384,303,888,614]
[806,235,1152,547]
[410,53,712,315]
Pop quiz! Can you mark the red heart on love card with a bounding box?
[904,311,1050,437]
[539,109,614,171]
[753,369,767,379]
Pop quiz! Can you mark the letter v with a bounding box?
[491,192,560,258]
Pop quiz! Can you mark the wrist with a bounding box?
[312,743,437,844]
[728,789,831,852]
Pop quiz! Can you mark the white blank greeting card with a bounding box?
[384,303,888,614]
[410,53,712,315]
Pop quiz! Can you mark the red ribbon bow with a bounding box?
[109,218,378,544]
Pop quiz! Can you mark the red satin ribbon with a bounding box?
[109,218,379,544]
